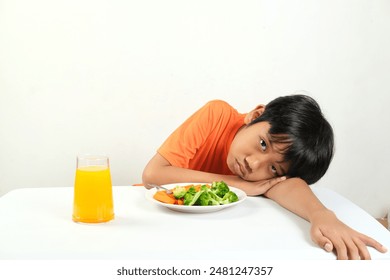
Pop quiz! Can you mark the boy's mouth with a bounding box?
[235,159,246,178]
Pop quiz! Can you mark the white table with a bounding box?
[0,186,389,260]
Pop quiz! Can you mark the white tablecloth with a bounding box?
[0,186,389,260]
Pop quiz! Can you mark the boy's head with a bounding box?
[250,94,334,184]
[227,94,334,185]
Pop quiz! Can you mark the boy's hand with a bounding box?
[261,178,388,260]
[310,209,387,260]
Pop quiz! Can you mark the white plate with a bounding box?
[145,183,247,213]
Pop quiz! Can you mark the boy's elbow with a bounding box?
[142,153,172,187]
[142,168,153,187]
[142,170,151,187]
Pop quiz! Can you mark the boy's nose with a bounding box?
[246,154,268,172]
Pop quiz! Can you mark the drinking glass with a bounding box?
[72,155,114,223]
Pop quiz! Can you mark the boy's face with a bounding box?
[227,121,289,182]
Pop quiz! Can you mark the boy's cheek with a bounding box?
[226,154,235,174]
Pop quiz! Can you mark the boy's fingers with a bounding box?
[324,242,333,252]
[270,176,286,186]
[258,176,286,193]
[360,235,388,253]
[311,228,334,253]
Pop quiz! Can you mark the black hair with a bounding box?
[250,94,334,184]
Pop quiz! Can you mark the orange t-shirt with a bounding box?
[158,100,246,175]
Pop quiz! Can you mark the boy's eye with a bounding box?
[271,165,277,174]
[260,139,267,151]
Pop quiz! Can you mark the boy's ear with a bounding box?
[244,105,266,124]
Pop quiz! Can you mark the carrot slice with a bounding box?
[153,191,177,204]
[183,185,195,190]
[184,184,211,192]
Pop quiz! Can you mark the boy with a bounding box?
[142,94,387,260]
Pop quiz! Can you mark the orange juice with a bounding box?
[72,165,114,223]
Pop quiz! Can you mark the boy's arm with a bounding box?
[263,177,387,260]
[142,153,284,196]
[142,153,387,259]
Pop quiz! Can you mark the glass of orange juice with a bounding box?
[72,155,114,223]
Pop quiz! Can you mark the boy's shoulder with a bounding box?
[199,100,242,123]
[203,99,235,111]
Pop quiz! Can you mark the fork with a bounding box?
[147,183,173,194]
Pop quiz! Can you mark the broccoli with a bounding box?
[182,181,239,206]
[172,186,187,199]
[183,187,205,206]
[183,186,196,205]
[219,191,239,204]
[210,181,230,198]
[197,191,220,206]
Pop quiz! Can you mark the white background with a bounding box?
[0,0,389,218]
